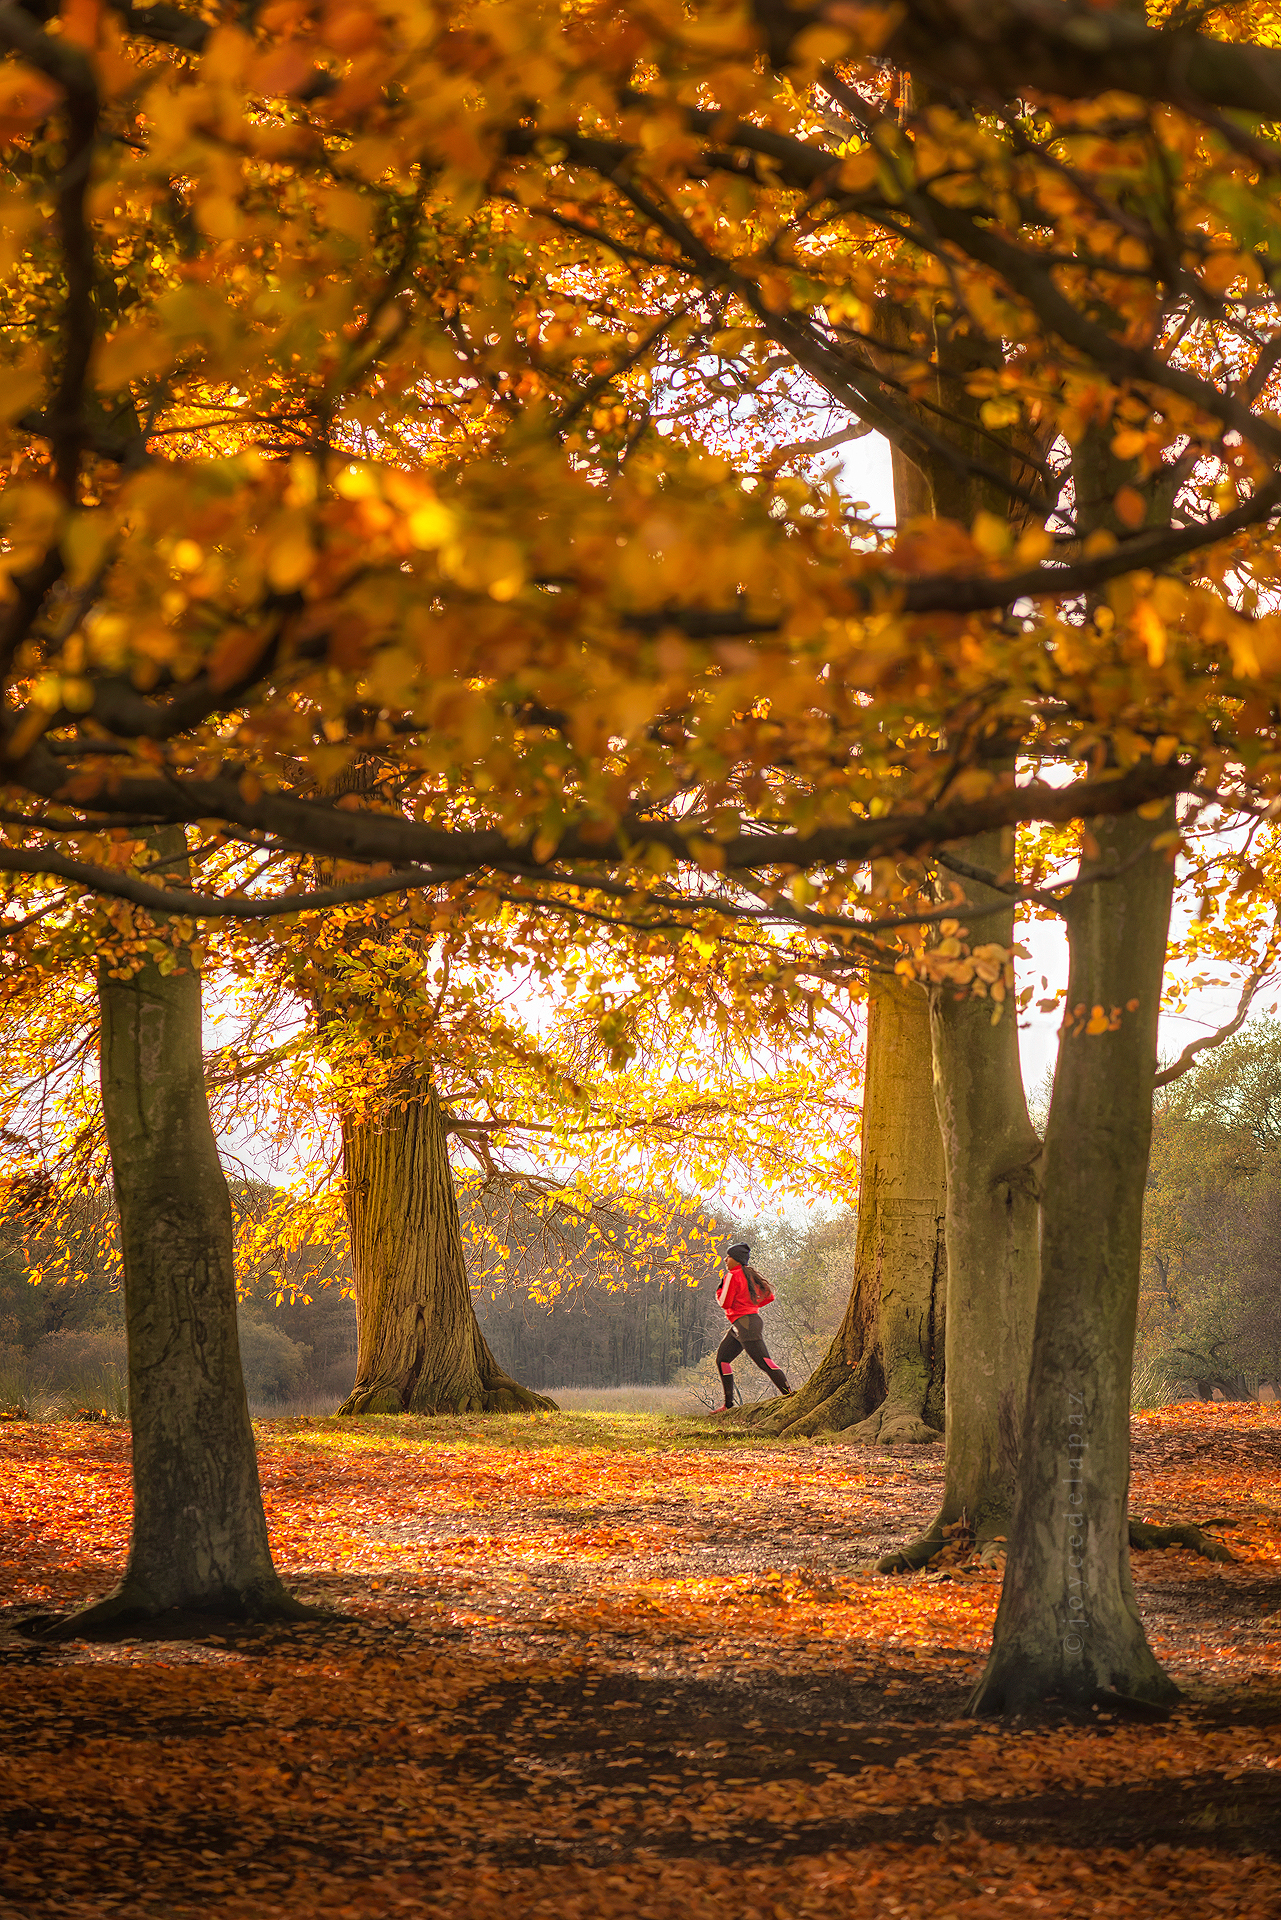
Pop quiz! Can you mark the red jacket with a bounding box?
[715,1260,774,1322]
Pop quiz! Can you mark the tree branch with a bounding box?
[0,848,464,923]
[1154,926,1281,1087]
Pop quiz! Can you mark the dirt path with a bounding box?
[1,1404,1279,1916]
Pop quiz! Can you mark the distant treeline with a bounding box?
[464,1181,724,1390]
[0,1175,734,1402]
[1139,1021,1281,1401]
[0,1166,863,1403]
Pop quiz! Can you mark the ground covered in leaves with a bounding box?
[2,1403,1280,1917]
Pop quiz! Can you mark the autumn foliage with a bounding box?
[3,1403,1280,1916]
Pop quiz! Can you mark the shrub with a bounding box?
[237,1315,308,1403]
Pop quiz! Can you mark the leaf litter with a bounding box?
[1,1403,1279,1917]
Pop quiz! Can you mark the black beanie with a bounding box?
[726,1241,750,1264]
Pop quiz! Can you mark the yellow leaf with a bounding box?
[266,521,314,592]
[1112,428,1148,461]
[208,627,269,692]
[1114,485,1146,530]
[61,513,112,586]
[971,511,1010,559]
[838,148,879,192]
[0,356,43,422]
[96,324,169,392]
[1134,601,1166,667]
[407,501,456,549]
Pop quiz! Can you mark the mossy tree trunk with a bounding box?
[872,409,1043,1565]
[337,1079,556,1416]
[970,804,1180,1712]
[57,829,305,1634]
[881,827,1042,1568]
[750,967,946,1440]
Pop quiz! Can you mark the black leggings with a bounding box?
[717,1314,789,1406]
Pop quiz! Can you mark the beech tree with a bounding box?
[85,829,304,1628]
[754,964,947,1446]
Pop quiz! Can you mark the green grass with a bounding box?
[251,1407,784,1453]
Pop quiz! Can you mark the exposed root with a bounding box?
[24,1579,328,1643]
[1129,1519,1237,1563]
[878,1515,997,1577]
[479,1379,559,1415]
[877,1527,947,1575]
[338,1373,558,1417]
[969,1654,1181,1718]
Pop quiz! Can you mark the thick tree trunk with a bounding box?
[338,1081,556,1415]
[53,831,304,1633]
[880,829,1042,1570]
[750,969,946,1440]
[970,805,1180,1712]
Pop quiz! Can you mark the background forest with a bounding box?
[0,1173,857,1414]
[6,1008,1280,1419]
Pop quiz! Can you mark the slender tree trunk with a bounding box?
[970,805,1180,1711]
[752,969,946,1440]
[880,828,1042,1569]
[52,830,304,1633]
[338,1080,556,1415]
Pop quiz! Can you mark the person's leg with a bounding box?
[738,1321,791,1396]
[716,1327,742,1408]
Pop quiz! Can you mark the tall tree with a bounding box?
[752,965,947,1443]
[69,830,305,1630]
[6,0,1281,1710]
[971,804,1178,1710]
[337,1077,554,1415]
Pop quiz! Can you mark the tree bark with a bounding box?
[872,401,1043,1566]
[337,1080,557,1415]
[749,968,946,1440]
[52,830,305,1633]
[880,829,1042,1569]
[970,804,1180,1712]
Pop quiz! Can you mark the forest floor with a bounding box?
[1,1402,1279,1918]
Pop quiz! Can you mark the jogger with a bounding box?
[714,1240,790,1409]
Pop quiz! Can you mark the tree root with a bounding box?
[877,1527,947,1575]
[877,1513,1006,1576]
[338,1373,558,1417]
[1128,1519,1237,1563]
[21,1578,329,1643]
[479,1379,559,1415]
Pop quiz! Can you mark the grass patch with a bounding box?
[252,1407,768,1453]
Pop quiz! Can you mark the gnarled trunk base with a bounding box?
[338,1083,556,1417]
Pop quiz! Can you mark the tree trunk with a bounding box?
[337,1081,556,1415]
[880,829,1042,1569]
[970,804,1180,1712]
[52,830,304,1633]
[750,968,946,1440]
